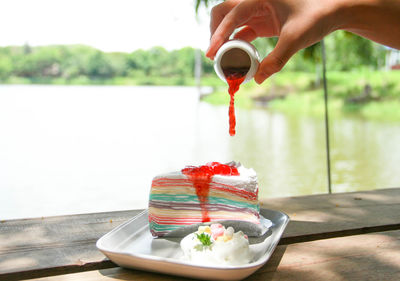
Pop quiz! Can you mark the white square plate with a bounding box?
[97,209,289,281]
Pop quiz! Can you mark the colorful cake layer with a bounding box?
[149,162,259,237]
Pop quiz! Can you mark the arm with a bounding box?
[206,0,400,84]
[336,0,400,48]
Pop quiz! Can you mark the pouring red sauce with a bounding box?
[223,68,248,136]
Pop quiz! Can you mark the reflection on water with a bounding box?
[330,118,400,192]
[0,85,399,219]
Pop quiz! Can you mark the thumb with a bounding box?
[254,35,298,84]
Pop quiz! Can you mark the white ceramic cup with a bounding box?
[214,39,260,83]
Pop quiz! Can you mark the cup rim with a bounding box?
[214,39,260,84]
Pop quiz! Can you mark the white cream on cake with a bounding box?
[180,224,253,266]
[212,162,258,193]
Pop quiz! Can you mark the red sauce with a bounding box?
[223,68,248,136]
[182,162,239,222]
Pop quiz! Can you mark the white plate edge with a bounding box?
[96,209,290,270]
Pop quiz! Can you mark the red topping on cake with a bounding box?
[182,162,240,222]
[182,162,239,177]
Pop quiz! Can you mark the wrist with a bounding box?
[331,0,400,48]
[333,0,396,32]
[309,0,352,34]
[328,0,358,31]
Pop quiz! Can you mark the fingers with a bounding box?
[207,0,239,59]
[233,26,258,42]
[254,34,298,84]
[207,0,257,59]
[210,0,240,36]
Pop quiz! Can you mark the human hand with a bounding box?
[206,0,339,84]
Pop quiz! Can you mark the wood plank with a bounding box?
[265,187,400,244]
[32,230,400,281]
[1,188,399,279]
[249,229,400,281]
[0,210,142,280]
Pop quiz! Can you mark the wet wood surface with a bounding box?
[1,188,399,280]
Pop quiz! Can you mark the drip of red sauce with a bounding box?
[223,68,248,136]
[182,162,239,222]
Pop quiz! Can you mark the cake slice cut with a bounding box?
[148,162,259,237]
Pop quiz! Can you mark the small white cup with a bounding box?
[214,39,260,83]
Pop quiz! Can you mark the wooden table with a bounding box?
[1,188,400,280]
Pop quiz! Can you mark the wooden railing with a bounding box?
[1,187,399,280]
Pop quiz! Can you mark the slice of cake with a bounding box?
[148,161,259,237]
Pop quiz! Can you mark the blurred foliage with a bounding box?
[0,44,215,85]
[0,34,389,85]
[0,0,390,87]
[0,0,395,122]
[325,31,385,70]
[195,0,215,13]
[204,70,400,121]
[250,31,386,73]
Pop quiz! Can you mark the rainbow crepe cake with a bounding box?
[148,161,260,237]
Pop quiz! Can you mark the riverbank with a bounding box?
[3,70,400,121]
[1,75,197,86]
[202,70,400,122]
[1,74,226,88]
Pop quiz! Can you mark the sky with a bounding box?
[0,0,212,52]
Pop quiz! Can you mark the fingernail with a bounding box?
[205,48,214,59]
[206,46,211,57]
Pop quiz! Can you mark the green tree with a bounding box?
[13,45,63,77]
[128,49,152,76]
[87,51,115,78]
[107,52,129,77]
[0,54,13,80]
[173,47,196,77]
[326,31,385,71]
[60,45,98,79]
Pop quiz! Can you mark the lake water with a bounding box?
[1,85,399,220]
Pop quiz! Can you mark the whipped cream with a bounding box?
[213,161,258,193]
[180,224,253,266]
